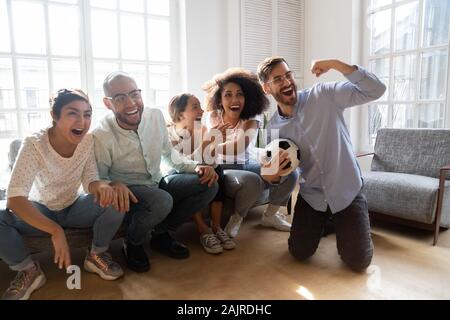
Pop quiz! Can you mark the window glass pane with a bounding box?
[369,58,389,100]
[418,103,444,128]
[49,5,79,56]
[422,0,450,47]
[0,138,15,173]
[122,63,146,99]
[90,0,116,9]
[370,9,391,55]
[368,104,389,145]
[393,104,414,128]
[120,0,144,13]
[0,112,18,138]
[21,111,52,136]
[420,49,447,100]
[0,58,15,109]
[393,54,416,101]
[370,0,391,9]
[121,14,146,60]
[91,10,119,58]
[0,0,11,52]
[394,1,418,51]
[93,61,120,109]
[149,65,169,108]
[17,59,49,109]
[148,19,170,61]
[52,59,82,91]
[147,0,169,16]
[12,1,46,54]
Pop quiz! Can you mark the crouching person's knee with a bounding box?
[341,250,373,273]
[288,236,318,261]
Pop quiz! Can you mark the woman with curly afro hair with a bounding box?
[202,67,268,166]
[202,68,297,238]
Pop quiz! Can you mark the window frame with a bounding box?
[361,0,450,150]
[0,0,178,142]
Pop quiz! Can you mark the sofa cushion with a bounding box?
[371,129,450,179]
[362,171,450,226]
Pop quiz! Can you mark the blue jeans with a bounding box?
[125,185,173,245]
[0,194,124,271]
[156,173,219,235]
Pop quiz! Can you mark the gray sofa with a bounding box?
[358,128,450,245]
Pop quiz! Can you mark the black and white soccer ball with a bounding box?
[260,138,300,176]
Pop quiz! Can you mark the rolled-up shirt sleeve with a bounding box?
[326,66,387,110]
[93,135,112,183]
[6,137,40,198]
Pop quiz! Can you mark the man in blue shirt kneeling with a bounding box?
[257,57,386,272]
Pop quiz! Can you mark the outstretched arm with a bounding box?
[311,59,387,108]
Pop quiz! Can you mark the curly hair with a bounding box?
[202,68,269,120]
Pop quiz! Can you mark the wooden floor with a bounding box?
[1,197,450,300]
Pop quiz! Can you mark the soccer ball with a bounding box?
[260,138,300,176]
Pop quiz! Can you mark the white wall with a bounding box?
[181,0,369,161]
[182,0,232,100]
[304,0,366,155]
[303,0,354,87]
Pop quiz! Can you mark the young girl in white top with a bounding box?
[167,93,235,254]
[0,89,124,300]
[202,68,295,238]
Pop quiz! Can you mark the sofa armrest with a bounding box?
[356,152,375,158]
[441,163,450,171]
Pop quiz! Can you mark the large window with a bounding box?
[365,0,450,146]
[0,0,173,171]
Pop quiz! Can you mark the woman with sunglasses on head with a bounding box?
[0,89,125,300]
[202,68,299,238]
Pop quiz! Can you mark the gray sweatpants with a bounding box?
[222,161,299,218]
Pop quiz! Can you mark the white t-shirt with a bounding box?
[202,110,260,164]
[7,129,99,211]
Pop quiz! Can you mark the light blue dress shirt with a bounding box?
[93,108,198,187]
[266,66,386,213]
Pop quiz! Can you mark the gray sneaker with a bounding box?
[2,262,46,300]
[215,228,236,250]
[200,230,223,254]
[84,250,124,281]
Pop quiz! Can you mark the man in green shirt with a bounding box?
[93,72,218,272]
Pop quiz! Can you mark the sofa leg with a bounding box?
[433,226,439,246]
[432,171,446,246]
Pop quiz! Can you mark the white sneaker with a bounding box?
[224,214,243,238]
[260,212,291,231]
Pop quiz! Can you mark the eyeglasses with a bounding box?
[266,71,295,86]
[106,89,142,106]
